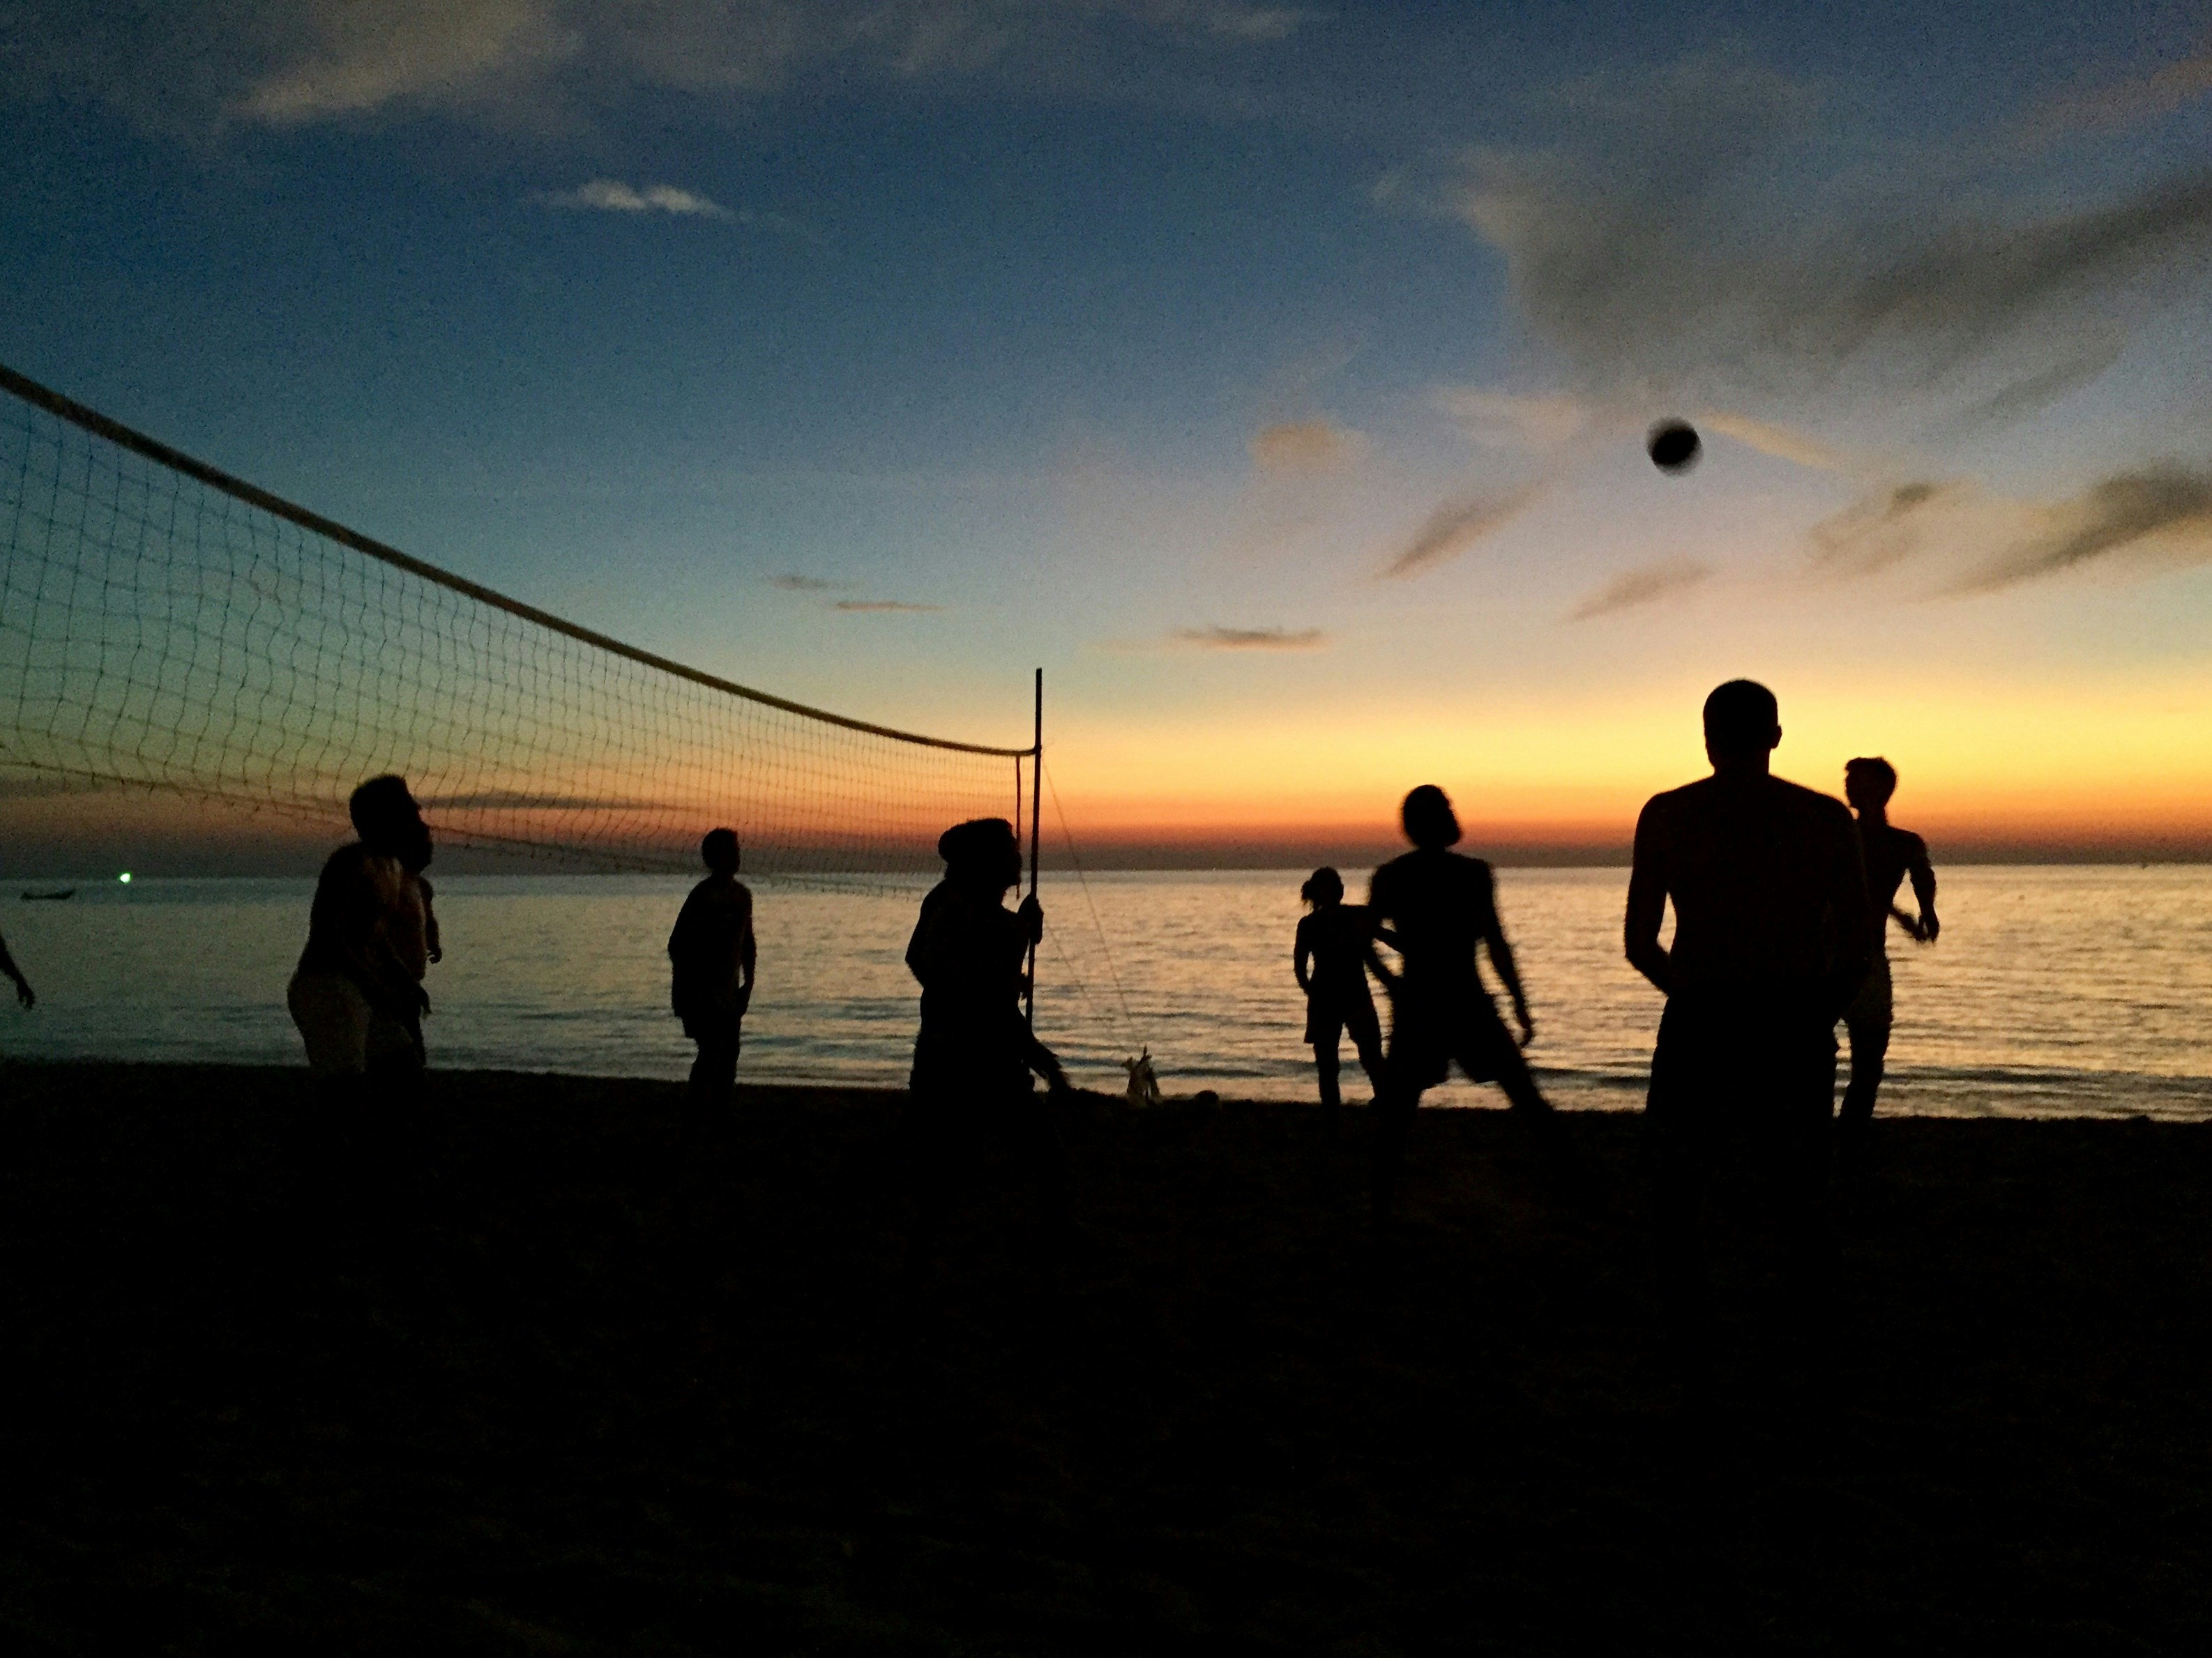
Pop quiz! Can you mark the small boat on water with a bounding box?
[20,889,75,902]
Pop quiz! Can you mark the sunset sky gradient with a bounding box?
[4,1,2211,863]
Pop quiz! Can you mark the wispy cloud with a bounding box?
[1433,388,1591,451]
[833,599,943,614]
[1452,57,2212,420]
[1172,625,1328,651]
[1699,412,1850,473]
[211,0,1317,130]
[238,0,571,126]
[1249,418,1367,474]
[1568,559,1711,621]
[2032,38,2212,135]
[770,573,843,592]
[1809,464,2212,591]
[1381,485,1543,578]
[419,789,670,812]
[538,178,729,218]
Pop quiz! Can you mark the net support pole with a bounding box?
[1024,667,1043,1029]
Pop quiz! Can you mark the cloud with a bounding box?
[1960,465,2212,592]
[195,0,1317,130]
[419,789,669,811]
[1433,388,1591,451]
[2033,40,2212,134]
[1699,412,1849,473]
[1451,58,2212,416]
[1381,484,1543,578]
[769,573,842,592]
[833,599,943,613]
[1809,480,1971,576]
[1567,559,1711,621]
[238,0,573,126]
[1171,625,1328,650]
[1808,464,2212,591]
[538,178,732,218]
[1249,418,1367,474]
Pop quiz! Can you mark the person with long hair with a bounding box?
[1366,786,1560,1219]
[1292,866,1390,1135]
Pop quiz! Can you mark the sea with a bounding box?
[1,867,2207,1120]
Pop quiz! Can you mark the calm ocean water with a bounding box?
[1,867,2206,1120]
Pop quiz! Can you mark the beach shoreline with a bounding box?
[6,1060,2211,1652]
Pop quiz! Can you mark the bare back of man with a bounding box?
[1625,682,1870,1364]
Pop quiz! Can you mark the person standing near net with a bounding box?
[0,920,33,1010]
[1292,867,1390,1136]
[1838,756,1939,1137]
[667,828,756,1144]
[1625,681,1871,1369]
[904,818,1070,1222]
[287,775,434,1086]
[388,826,443,1071]
[1366,786,1561,1221]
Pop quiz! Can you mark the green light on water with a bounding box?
[118,872,132,884]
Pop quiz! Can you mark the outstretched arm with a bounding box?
[1623,800,1672,995]
[1483,910,1535,1045]
[0,925,31,1010]
[1907,842,1939,943]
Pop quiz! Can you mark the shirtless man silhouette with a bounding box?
[1367,785,1557,1220]
[1840,757,1939,1132]
[668,828,757,1145]
[1625,682,1870,1353]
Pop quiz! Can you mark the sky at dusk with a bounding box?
[5,1,2212,862]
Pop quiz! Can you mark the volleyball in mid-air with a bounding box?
[1646,419,1702,475]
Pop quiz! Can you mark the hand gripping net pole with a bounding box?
[0,365,1030,883]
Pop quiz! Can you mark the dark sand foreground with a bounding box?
[4,1063,2211,1655]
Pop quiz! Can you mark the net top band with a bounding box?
[0,361,1034,759]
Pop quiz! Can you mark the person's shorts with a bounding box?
[1646,995,1836,1139]
[1842,956,1893,1042]
[1386,995,1520,1091]
[1305,992,1381,1052]
[289,970,372,1074]
[681,1013,745,1050]
[289,971,421,1075]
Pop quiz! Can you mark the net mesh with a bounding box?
[0,370,1027,881]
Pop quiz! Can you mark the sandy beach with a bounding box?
[5,1062,2210,1653]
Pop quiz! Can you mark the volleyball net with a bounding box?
[0,365,1031,882]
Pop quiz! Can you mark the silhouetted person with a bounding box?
[388,823,442,1073]
[1368,786,1559,1219]
[287,775,434,1090]
[1625,681,1871,1364]
[0,921,33,1010]
[668,828,756,1144]
[905,818,1069,1229]
[1293,867,1388,1135]
[1839,757,1939,1134]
